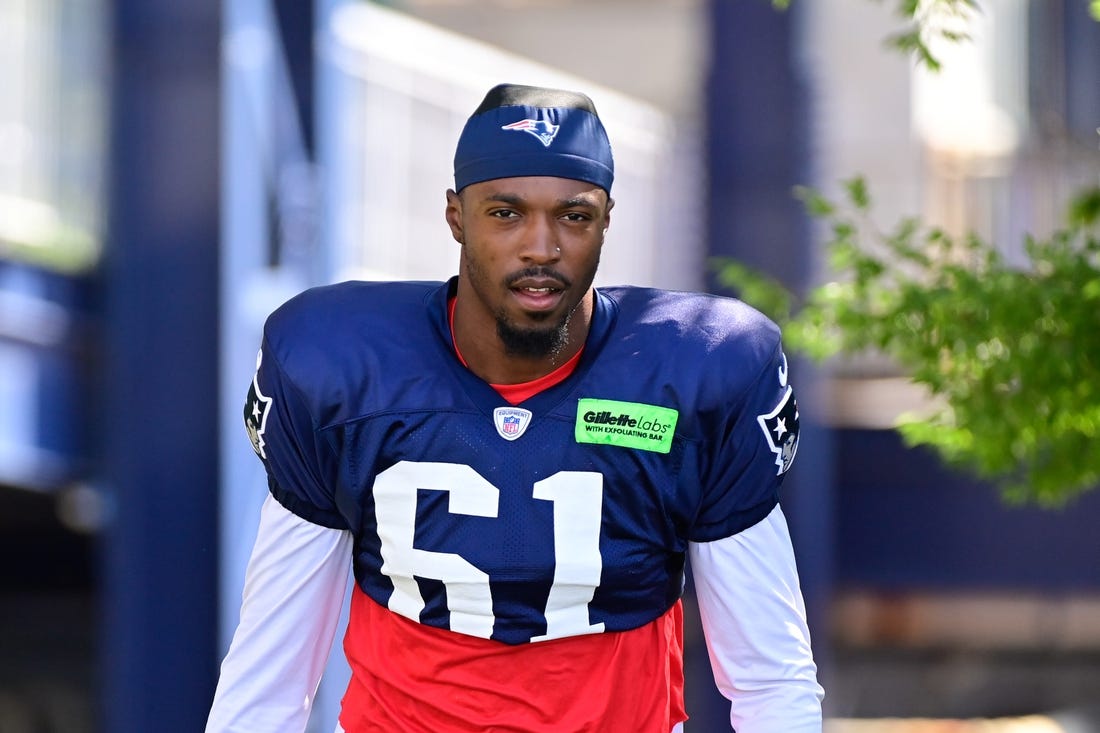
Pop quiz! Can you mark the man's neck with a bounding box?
[449,295,593,385]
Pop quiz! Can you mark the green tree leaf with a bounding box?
[715,182,1100,506]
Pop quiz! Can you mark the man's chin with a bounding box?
[497,318,568,359]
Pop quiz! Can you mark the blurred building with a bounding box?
[0,0,1098,731]
[0,1,104,730]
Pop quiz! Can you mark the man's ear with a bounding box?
[445,189,464,244]
[604,197,615,233]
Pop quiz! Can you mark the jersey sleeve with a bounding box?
[689,339,800,542]
[244,341,348,529]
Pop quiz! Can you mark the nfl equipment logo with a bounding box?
[493,406,533,441]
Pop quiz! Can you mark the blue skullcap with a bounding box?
[454,83,615,194]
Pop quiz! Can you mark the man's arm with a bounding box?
[688,504,824,732]
[206,494,353,733]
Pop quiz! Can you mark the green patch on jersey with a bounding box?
[574,399,679,454]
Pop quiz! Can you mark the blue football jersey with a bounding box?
[243,278,800,645]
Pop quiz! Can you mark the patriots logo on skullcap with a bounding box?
[493,406,533,441]
[756,386,800,475]
[501,118,560,147]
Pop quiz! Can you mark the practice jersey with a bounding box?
[244,277,799,647]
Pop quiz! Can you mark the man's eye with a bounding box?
[490,209,518,219]
[562,212,591,222]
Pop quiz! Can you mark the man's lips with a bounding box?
[508,277,567,311]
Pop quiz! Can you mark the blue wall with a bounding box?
[835,429,1100,592]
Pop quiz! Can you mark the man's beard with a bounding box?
[495,307,572,359]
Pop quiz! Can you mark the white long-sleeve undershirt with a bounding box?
[690,505,824,732]
[205,494,353,733]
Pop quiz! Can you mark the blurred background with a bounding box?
[0,0,1098,731]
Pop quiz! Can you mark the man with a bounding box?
[207,83,823,732]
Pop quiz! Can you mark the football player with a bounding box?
[207,83,823,732]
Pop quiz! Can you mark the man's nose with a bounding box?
[519,215,562,263]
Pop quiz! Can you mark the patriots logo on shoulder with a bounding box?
[493,406,532,441]
[244,349,273,459]
[757,386,800,475]
[501,118,560,147]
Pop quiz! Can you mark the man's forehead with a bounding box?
[463,176,607,204]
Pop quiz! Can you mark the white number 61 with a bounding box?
[374,461,605,642]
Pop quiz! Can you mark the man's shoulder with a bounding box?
[261,279,445,374]
[599,285,780,350]
[268,280,441,331]
[262,280,443,347]
[593,286,784,412]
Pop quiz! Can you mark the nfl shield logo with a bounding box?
[493,406,533,441]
